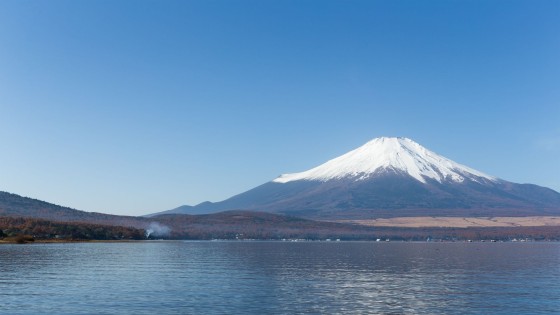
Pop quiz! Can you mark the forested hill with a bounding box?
[0,191,146,228]
[3,191,560,242]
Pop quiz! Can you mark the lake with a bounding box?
[1,241,559,314]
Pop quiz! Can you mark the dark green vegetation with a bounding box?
[2,191,560,242]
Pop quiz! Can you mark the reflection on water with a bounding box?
[1,242,559,314]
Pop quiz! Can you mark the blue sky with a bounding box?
[1,0,558,216]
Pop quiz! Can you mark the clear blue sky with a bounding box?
[1,0,558,216]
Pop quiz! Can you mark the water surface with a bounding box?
[1,241,559,314]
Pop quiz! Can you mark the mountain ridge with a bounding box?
[155,137,560,219]
[0,191,148,228]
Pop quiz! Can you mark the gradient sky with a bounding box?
[1,0,559,216]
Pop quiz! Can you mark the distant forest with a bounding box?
[152,212,560,241]
[0,217,145,242]
[2,211,560,243]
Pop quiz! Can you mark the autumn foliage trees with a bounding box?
[0,217,145,241]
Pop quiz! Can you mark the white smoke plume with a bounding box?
[145,222,171,238]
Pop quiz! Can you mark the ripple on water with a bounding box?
[0,241,559,314]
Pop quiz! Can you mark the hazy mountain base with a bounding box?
[149,211,560,241]
[159,175,560,219]
[2,212,560,242]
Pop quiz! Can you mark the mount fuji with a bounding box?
[154,137,560,219]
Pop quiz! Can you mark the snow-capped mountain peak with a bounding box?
[156,136,560,219]
[273,137,496,184]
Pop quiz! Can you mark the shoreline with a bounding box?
[0,239,142,244]
[3,216,560,243]
[2,239,559,244]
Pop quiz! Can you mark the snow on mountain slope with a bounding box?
[274,137,496,184]
[152,136,560,219]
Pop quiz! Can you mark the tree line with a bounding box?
[0,217,145,241]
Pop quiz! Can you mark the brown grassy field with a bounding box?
[340,216,560,228]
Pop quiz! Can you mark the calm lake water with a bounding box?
[1,241,559,314]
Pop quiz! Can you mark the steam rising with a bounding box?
[145,222,171,238]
